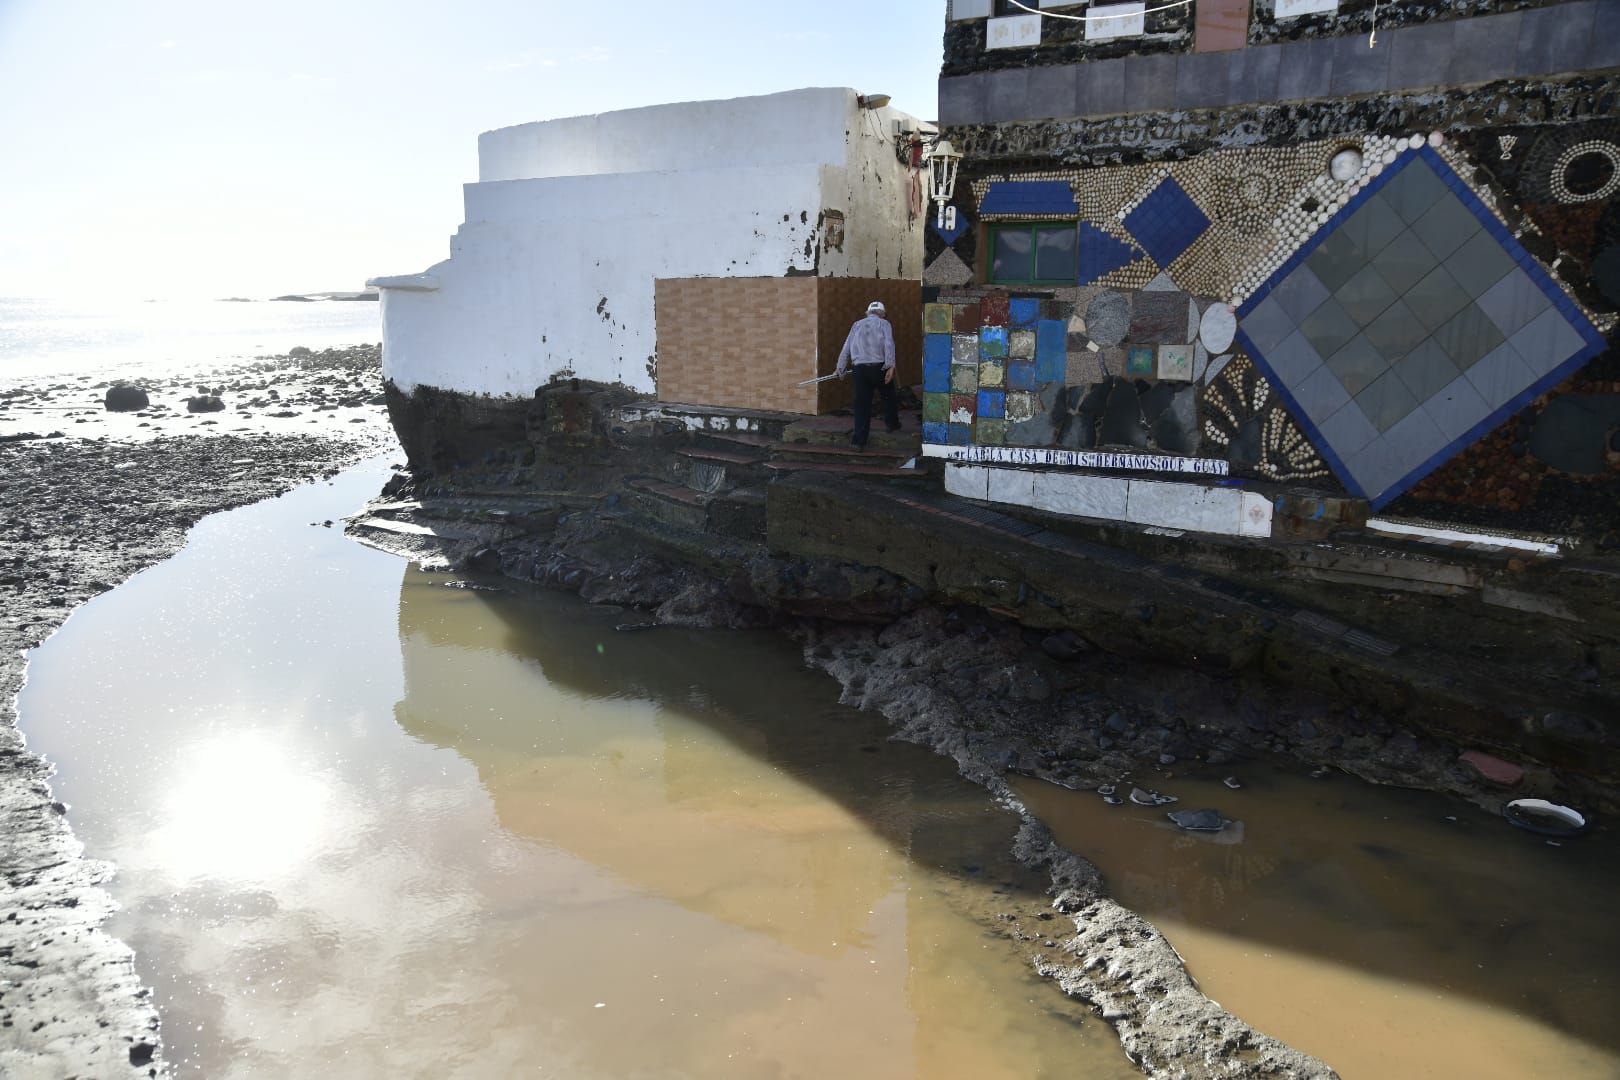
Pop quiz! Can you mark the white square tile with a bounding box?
[1031,472,1129,520]
[986,466,1035,507]
[987,13,1042,48]
[945,464,990,501]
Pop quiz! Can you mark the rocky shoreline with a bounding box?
[356,481,1608,1078]
[0,346,387,1079]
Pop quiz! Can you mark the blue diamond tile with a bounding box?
[1243,146,1605,510]
[1078,223,1144,284]
[1122,177,1210,268]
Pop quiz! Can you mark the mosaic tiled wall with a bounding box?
[919,283,1330,483]
[927,127,1614,512]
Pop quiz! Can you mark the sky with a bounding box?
[0,1,943,300]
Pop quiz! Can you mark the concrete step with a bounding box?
[677,446,767,467]
[708,486,767,542]
[627,476,711,531]
[771,442,913,467]
[764,460,925,480]
[780,411,923,454]
[696,430,776,450]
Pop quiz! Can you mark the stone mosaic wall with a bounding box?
[927,121,1617,514]
[919,283,1330,485]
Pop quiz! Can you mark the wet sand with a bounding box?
[0,345,388,1079]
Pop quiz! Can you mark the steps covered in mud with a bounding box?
[626,477,767,542]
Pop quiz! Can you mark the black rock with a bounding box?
[1105,712,1128,732]
[104,384,149,412]
[187,395,225,413]
[1040,631,1089,661]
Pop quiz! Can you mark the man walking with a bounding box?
[835,300,901,450]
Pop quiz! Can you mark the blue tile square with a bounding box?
[923,421,949,445]
[1293,364,1353,424]
[1009,298,1040,329]
[1478,269,1552,339]
[1356,369,1420,433]
[1380,406,1449,467]
[924,355,952,393]
[924,333,954,367]
[1241,295,1296,354]
[1464,340,1533,406]
[976,390,1006,419]
[1006,362,1037,391]
[979,181,1078,216]
[1271,264,1332,324]
[1422,374,1491,442]
[1509,306,1588,379]
[1264,329,1327,386]
[1122,177,1210,268]
[948,422,973,446]
[1036,319,1066,361]
[1318,401,1380,458]
[979,326,1009,358]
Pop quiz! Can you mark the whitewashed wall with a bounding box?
[375,87,925,397]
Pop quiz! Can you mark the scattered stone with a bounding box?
[186,395,225,413]
[1458,749,1525,787]
[1129,787,1178,806]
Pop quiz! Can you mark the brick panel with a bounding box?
[656,277,923,415]
[655,277,820,414]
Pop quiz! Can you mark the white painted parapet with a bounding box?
[374,87,927,398]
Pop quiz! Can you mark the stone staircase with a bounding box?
[624,409,933,543]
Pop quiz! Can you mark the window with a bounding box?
[989,222,1077,284]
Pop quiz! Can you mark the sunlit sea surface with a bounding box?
[0,296,380,381]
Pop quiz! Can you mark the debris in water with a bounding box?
[1102,794,1123,806]
[1503,798,1589,837]
[1168,808,1229,832]
[1097,784,1116,796]
[1309,766,1330,779]
[1129,787,1177,806]
[614,622,659,632]
[1223,776,1243,790]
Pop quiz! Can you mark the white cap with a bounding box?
[867,300,886,315]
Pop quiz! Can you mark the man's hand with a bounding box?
[884,367,894,384]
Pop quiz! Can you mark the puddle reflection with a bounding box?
[18,460,1132,1079]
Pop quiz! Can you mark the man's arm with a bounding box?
[835,326,855,374]
[881,321,896,369]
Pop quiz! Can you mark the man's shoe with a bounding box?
[885,423,902,434]
[850,442,867,452]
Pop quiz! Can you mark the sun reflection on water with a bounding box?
[142,729,343,886]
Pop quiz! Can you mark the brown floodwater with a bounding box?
[18,459,1135,1079]
[1012,771,1620,1080]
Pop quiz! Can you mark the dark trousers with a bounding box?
[850,364,899,447]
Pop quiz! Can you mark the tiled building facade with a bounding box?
[925,0,1620,541]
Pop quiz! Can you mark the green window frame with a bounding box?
[988,222,1078,285]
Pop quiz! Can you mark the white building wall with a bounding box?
[376,87,926,397]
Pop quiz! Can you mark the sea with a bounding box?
[0,297,382,382]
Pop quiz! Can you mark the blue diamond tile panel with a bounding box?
[1236,147,1606,509]
[978,181,1079,216]
[1122,177,1210,269]
[1078,223,1144,285]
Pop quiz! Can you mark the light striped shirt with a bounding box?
[836,315,895,372]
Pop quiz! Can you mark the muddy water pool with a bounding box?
[18,460,1134,1079]
[1013,771,1620,1079]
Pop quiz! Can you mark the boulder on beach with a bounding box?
[187,395,225,413]
[104,384,150,412]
